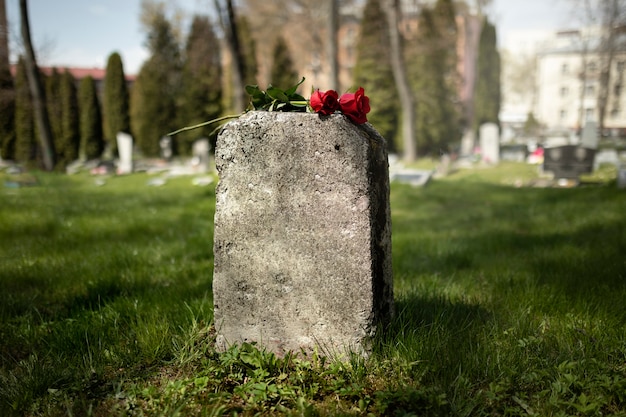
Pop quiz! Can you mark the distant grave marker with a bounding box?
[543,145,595,180]
[116,132,133,174]
[479,123,499,164]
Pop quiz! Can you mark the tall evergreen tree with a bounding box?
[131,8,181,156]
[14,56,36,165]
[45,68,62,147]
[0,66,14,160]
[269,35,298,90]
[56,69,79,169]
[407,2,461,156]
[177,15,222,154]
[0,0,15,160]
[78,75,104,160]
[472,18,500,133]
[353,0,399,151]
[103,52,130,156]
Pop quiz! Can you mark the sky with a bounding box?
[5,0,576,75]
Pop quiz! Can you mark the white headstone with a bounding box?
[460,130,475,156]
[191,138,210,173]
[581,121,599,149]
[116,132,133,174]
[479,123,499,164]
[159,136,173,160]
[618,169,626,189]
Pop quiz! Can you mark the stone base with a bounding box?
[212,112,393,358]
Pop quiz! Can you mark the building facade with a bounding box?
[534,29,626,137]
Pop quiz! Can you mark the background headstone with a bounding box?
[543,145,595,179]
[192,138,210,173]
[460,130,475,156]
[159,136,173,160]
[581,121,599,149]
[617,168,626,189]
[116,132,133,174]
[479,123,500,164]
[213,112,393,358]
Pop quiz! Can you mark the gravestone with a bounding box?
[159,136,173,161]
[116,132,133,174]
[460,130,475,156]
[543,145,595,179]
[617,168,626,189]
[192,138,210,173]
[593,148,619,170]
[390,170,432,187]
[581,121,599,149]
[213,112,393,358]
[479,123,499,164]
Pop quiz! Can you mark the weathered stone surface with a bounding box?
[213,111,393,357]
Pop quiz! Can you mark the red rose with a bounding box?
[339,87,370,124]
[310,89,340,115]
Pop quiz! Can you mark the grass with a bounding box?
[1,163,625,416]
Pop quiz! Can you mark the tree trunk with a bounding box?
[596,0,620,134]
[215,0,246,112]
[0,0,9,67]
[19,0,54,170]
[327,0,339,91]
[383,0,416,161]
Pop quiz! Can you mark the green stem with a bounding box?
[167,114,242,137]
[290,100,309,107]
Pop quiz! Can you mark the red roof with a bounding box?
[10,65,136,82]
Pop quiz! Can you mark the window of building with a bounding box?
[560,86,569,97]
[586,85,595,96]
[615,83,622,96]
[617,61,625,73]
[587,61,597,72]
[585,108,595,120]
[611,108,620,119]
[560,109,567,120]
[561,63,569,74]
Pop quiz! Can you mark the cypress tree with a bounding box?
[472,18,500,133]
[14,56,36,165]
[269,36,298,90]
[407,3,461,156]
[0,56,15,160]
[353,0,399,151]
[55,69,79,170]
[45,67,62,148]
[0,0,15,161]
[78,75,104,160]
[178,15,222,154]
[131,9,180,157]
[103,52,130,156]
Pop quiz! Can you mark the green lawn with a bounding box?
[1,163,625,416]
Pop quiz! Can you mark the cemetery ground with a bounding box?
[1,162,625,416]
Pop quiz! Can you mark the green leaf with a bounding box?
[266,86,290,103]
[245,84,262,96]
[285,77,305,96]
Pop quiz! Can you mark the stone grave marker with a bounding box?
[460,130,475,156]
[581,121,599,149]
[116,132,133,174]
[159,136,173,161]
[543,145,595,179]
[213,112,394,358]
[617,168,626,189]
[479,123,499,164]
[192,138,210,173]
